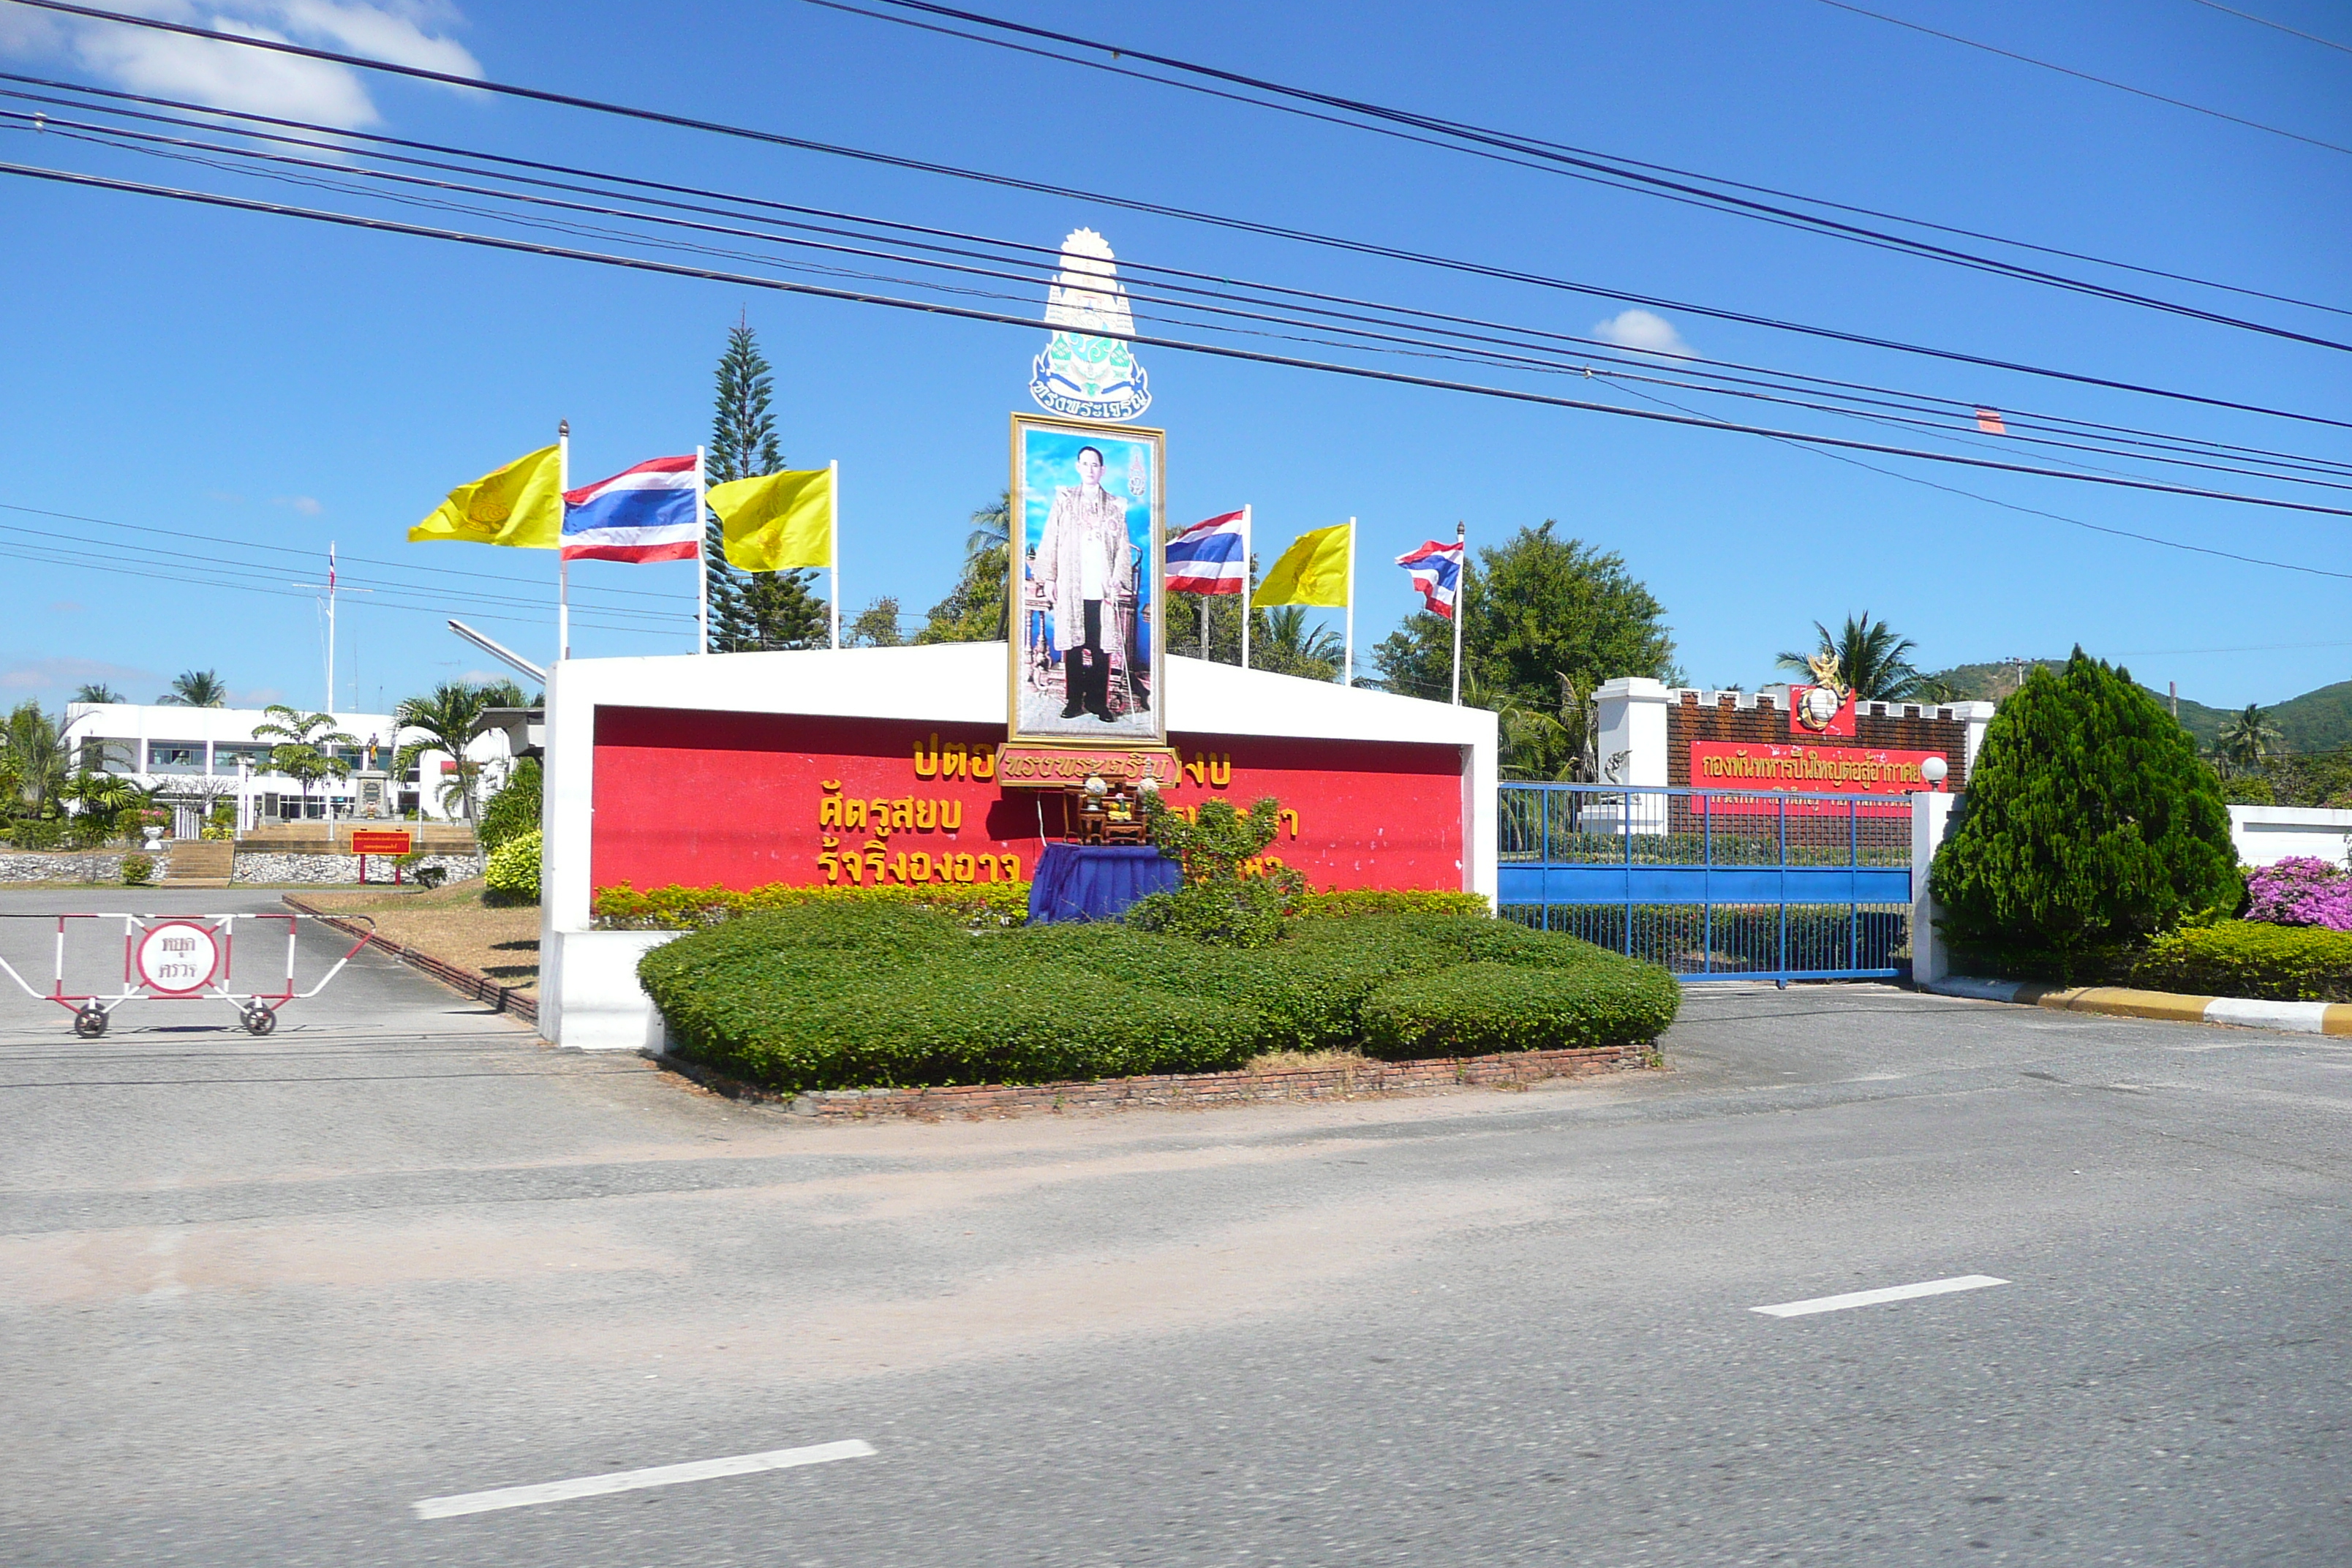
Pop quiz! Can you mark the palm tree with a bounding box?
[72,682,125,704]
[393,682,494,821]
[59,770,160,843]
[1774,613,1925,702]
[253,705,358,821]
[2213,704,2282,776]
[1251,607,1343,682]
[156,669,230,707]
[965,491,1011,640]
[2,701,69,817]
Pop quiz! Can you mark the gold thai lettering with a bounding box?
[819,781,845,828]
[1278,808,1299,838]
[971,750,996,780]
[818,834,842,882]
[912,736,939,778]
[941,799,962,830]
[914,799,937,831]
[1207,753,1232,787]
[867,799,894,837]
[889,797,914,830]
[942,741,968,779]
[842,796,867,830]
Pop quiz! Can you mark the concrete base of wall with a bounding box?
[541,928,685,1050]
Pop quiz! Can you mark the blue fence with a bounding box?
[1498,783,1914,982]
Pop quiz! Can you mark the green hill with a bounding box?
[1923,662,2352,754]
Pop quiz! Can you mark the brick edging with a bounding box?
[282,894,538,1025]
[650,1041,1660,1120]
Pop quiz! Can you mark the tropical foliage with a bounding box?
[1251,606,1343,682]
[704,320,830,652]
[255,706,359,818]
[72,682,124,704]
[1,701,69,818]
[476,755,542,852]
[391,683,490,820]
[916,492,1012,644]
[2212,703,2283,776]
[1774,613,1927,702]
[156,668,230,707]
[848,597,905,648]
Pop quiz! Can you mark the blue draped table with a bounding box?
[1028,843,1181,924]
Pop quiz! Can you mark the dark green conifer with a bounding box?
[1929,648,2239,977]
[705,319,829,650]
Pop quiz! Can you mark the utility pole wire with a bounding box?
[10,157,2352,524]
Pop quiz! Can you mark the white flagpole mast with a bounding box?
[325,541,336,712]
[1240,505,1252,671]
[557,420,571,663]
[1342,516,1356,687]
[694,445,709,654]
[1450,519,1466,706]
[827,458,842,651]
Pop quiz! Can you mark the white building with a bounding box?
[61,703,516,831]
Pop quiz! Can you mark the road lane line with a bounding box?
[413,1439,875,1519]
[1752,1275,2008,1318]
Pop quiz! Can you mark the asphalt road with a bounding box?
[1,891,2346,1565]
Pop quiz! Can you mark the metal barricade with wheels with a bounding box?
[0,913,376,1036]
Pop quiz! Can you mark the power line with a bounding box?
[7,7,2348,431]
[34,102,2352,498]
[2185,0,2352,58]
[1814,0,2352,157]
[841,0,2352,342]
[14,156,2352,524]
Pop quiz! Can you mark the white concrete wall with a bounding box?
[1910,791,1959,985]
[2229,804,2352,869]
[538,643,1499,1049]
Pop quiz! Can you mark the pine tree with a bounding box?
[1929,649,2239,979]
[705,319,829,651]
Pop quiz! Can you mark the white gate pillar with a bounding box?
[1910,791,1959,985]
[1593,678,1670,788]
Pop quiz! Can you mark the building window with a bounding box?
[213,744,272,776]
[80,738,135,774]
[146,742,204,774]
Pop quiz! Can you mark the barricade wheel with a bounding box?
[72,1006,108,1039]
[243,1004,277,1037]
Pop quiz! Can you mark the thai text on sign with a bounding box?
[1689,742,1948,815]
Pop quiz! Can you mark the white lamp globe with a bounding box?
[1084,774,1108,796]
[1137,775,1160,796]
[1921,755,1948,785]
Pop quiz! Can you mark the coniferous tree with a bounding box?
[1929,649,2239,979]
[705,319,829,651]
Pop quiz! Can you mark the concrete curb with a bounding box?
[1924,976,2352,1036]
[282,894,538,1025]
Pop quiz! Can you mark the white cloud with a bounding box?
[4,1,480,130]
[236,685,286,704]
[275,494,325,516]
[48,600,86,614]
[1591,309,1696,359]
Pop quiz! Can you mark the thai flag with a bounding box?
[1396,538,1463,619]
[1166,508,1248,593]
[561,455,701,562]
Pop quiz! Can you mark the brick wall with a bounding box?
[1667,690,1971,788]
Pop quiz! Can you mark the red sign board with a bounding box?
[1689,741,1948,815]
[350,829,413,855]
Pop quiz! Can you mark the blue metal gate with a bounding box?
[1497,783,1912,982]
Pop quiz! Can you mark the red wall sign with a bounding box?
[1689,740,1948,815]
[590,708,1468,896]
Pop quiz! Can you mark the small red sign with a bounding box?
[350,829,413,855]
[1787,684,1857,737]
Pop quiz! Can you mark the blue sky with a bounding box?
[0,0,2345,715]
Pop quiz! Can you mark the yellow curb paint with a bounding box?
[2041,986,2216,1024]
[2326,1005,2352,1037]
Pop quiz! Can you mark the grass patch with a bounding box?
[1244,1047,1373,1073]
[295,878,540,990]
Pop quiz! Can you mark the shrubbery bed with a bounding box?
[2130,920,2352,1003]
[638,904,1679,1093]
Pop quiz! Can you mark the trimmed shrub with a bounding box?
[1362,960,1680,1059]
[1301,889,1491,919]
[477,757,542,852]
[641,901,1680,1093]
[2131,919,2352,1003]
[119,853,154,887]
[1125,877,1297,949]
[483,828,540,903]
[595,878,1029,930]
[1929,649,2239,980]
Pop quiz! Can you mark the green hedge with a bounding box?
[483,829,540,903]
[596,879,1031,930]
[638,906,1680,1093]
[2130,920,2352,1003]
[1299,889,1492,919]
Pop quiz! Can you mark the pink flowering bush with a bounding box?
[2243,856,2352,932]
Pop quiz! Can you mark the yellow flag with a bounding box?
[408,445,563,548]
[706,467,833,571]
[1251,521,1352,608]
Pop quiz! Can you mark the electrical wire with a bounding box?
[842,0,2352,341]
[12,156,2352,526]
[2185,0,2352,58]
[1813,0,2352,157]
[7,6,2348,432]
[12,88,2351,499]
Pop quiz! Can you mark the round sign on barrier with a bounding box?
[135,921,221,995]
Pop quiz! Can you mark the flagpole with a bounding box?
[1450,519,1465,706]
[827,458,841,651]
[1240,505,1252,671]
[694,445,709,654]
[325,541,336,712]
[1343,516,1356,687]
[557,420,571,663]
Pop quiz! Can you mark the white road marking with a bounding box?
[1752,1274,2008,1318]
[413,1439,875,1520]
